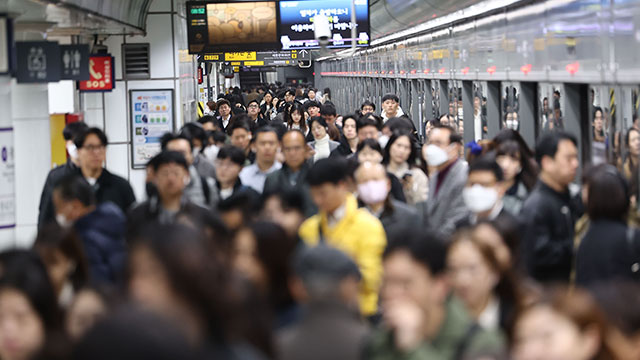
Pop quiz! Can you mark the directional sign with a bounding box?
[16,41,61,83]
[201,50,311,67]
[60,45,89,80]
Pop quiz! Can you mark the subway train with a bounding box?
[314,0,640,172]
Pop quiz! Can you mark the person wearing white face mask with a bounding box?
[38,121,89,229]
[456,156,518,229]
[419,125,469,239]
[355,162,420,244]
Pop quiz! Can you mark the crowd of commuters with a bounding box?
[6,82,638,360]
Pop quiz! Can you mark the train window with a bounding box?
[473,81,488,140]
[589,86,614,165]
[538,83,564,132]
[447,80,463,134]
[502,82,521,131]
[432,80,440,119]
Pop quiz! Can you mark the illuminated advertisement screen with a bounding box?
[279,0,370,50]
[187,1,279,53]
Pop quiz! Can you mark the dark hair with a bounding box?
[320,103,337,117]
[63,122,89,142]
[216,98,231,109]
[495,140,538,191]
[197,115,216,126]
[247,99,260,107]
[304,100,321,112]
[247,221,297,311]
[310,116,328,129]
[72,306,196,360]
[625,127,639,147]
[254,125,279,141]
[285,102,307,133]
[383,228,447,276]
[381,94,400,104]
[451,228,522,329]
[585,164,629,222]
[227,116,251,136]
[130,224,235,345]
[534,131,577,166]
[307,157,349,186]
[590,281,640,337]
[160,132,192,151]
[361,100,376,111]
[54,174,96,207]
[434,124,463,144]
[34,224,89,293]
[383,131,418,167]
[261,188,305,215]
[0,250,59,330]
[216,145,245,166]
[74,127,107,149]
[469,155,504,182]
[357,138,383,155]
[341,114,359,130]
[152,151,189,172]
[357,115,382,132]
[180,123,207,149]
[210,130,227,144]
[511,287,615,360]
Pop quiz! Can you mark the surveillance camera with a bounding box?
[314,14,331,46]
[298,60,311,68]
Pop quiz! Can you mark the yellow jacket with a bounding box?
[299,194,387,316]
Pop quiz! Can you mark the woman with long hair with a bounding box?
[284,102,309,136]
[494,131,538,215]
[331,114,359,158]
[447,229,521,332]
[383,131,429,205]
[511,288,616,360]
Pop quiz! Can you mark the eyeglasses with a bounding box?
[248,104,260,109]
[82,144,105,152]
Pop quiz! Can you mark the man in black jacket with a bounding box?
[520,131,582,283]
[38,121,88,228]
[74,128,136,214]
[264,130,316,217]
[127,151,211,240]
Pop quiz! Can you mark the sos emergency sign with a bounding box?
[78,55,115,92]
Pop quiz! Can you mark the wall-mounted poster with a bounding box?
[129,89,174,169]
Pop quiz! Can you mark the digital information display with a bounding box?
[187,1,279,53]
[279,0,370,50]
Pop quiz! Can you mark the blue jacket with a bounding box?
[74,202,127,284]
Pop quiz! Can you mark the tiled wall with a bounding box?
[81,0,198,203]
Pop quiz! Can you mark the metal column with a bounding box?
[486,81,501,139]
[564,83,590,169]
[519,82,537,149]
[462,80,474,143]
[439,80,449,117]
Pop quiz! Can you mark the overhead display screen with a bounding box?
[279,0,370,50]
[187,1,279,53]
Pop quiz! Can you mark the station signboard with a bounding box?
[201,49,310,67]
